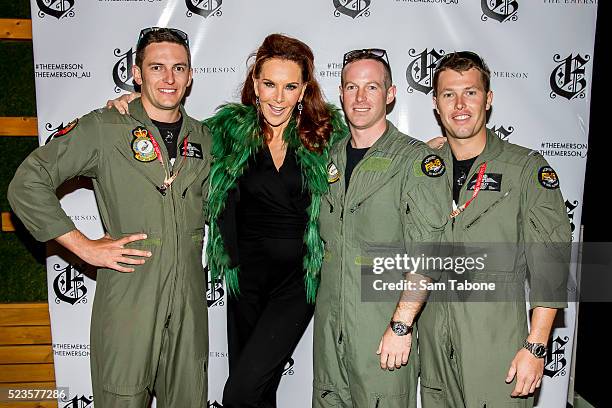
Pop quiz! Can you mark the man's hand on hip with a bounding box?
[56,229,152,273]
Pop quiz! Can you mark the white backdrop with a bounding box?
[29,1,597,407]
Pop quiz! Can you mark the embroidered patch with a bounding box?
[327,163,340,184]
[538,166,559,189]
[44,119,78,144]
[131,126,157,162]
[181,142,203,159]
[360,157,392,172]
[467,173,502,191]
[421,154,446,177]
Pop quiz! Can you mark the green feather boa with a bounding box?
[204,103,347,303]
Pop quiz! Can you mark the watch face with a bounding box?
[391,321,410,336]
[534,344,547,358]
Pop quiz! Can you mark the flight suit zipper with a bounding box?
[339,204,345,347]
[163,130,191,336]
[336,146,375,351]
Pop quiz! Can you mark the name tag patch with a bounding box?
[467,173,502,191]
[360,157,392,172]
[181,142,203,159]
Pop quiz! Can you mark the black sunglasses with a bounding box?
[137,27,189,48]
[343,48,390,68]
[434,51,487,71]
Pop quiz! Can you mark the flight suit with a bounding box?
[8,99,211,407]
[418,130,571,408]
[313,122,451,408]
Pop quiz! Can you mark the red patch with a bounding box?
[44,119,78,144]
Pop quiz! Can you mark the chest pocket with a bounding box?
[457,179,519,274]
[462,186,514,231]
[349,164,403,244]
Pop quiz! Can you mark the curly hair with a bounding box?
[241,34,332,153]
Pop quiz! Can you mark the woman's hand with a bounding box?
[106,92,141,115]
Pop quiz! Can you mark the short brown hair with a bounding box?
[135,28,191,69]
[433,51,490,96]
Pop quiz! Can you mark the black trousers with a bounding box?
[222,237,314,408]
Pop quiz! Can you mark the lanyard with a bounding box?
[450,162,487,219]
[147,130,189,195]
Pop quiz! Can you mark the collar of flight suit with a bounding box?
[125,97,206,191]
[331,120,405,206]
[439,128,504,192]
[128,97,197,148]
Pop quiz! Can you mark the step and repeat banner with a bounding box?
[29,1,597,407]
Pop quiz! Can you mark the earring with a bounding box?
[297,101,303,113]
[256,96,260,106]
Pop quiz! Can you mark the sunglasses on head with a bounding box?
[434,51,486,71]
[137,27,189,48]
[342,48,390,68]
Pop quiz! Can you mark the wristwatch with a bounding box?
[390,320,413,336]
[523,339,547,358]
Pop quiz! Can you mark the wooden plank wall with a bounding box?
[1,18,37,234]
[0,304,57,408]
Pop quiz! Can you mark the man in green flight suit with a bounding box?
[312,49,451,408]
[8,28,211,407]
[418,51,571,407]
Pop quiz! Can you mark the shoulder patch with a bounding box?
[44,119,78,145]
[327,162,340,184]
[421,154,446,178]
[538,166,559,189]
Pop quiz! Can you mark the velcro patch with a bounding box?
[467,173,502,191]
[360,157,392,172]
[181,142,203,159]
[538,166,559,189]
[421,154,446,177]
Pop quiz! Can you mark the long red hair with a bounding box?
[241,34,332,153]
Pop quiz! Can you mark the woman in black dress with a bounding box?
[205,34,346,407]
